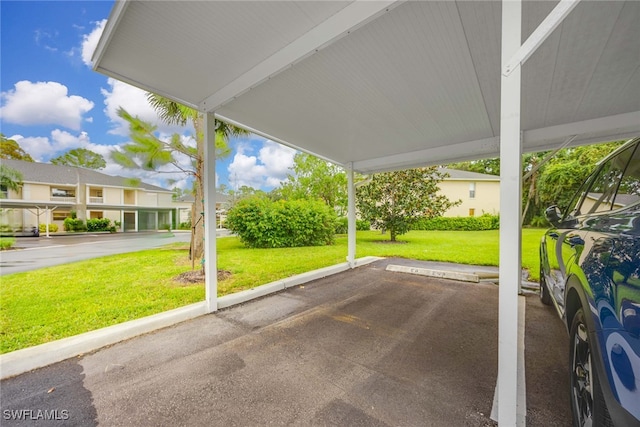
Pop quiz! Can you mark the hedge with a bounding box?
[63,217,87,232]
[39,223,59,233]
[411,214,499,231]
[226,197,337,248]
[334,217,371,234]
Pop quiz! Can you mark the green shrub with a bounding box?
[529,215,549,228]
[63,217,87,232]
[412,214,500,231]
[86,218,112,232]
[0,237,16,250]
[226,197,337,248]
[38,223,59,233]
[178,221,191,230]
[334,217,371,234]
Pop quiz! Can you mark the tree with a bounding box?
[277,153,348,215]
[113,93,248,265]
[1,135,34,162]
[356,167,458,241]
[50,148,106,169]
[537,141,623,214]
[0,164,23,197]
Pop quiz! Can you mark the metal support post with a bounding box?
[203,112,218,313]
[347,163,356,267]
[498,0,524,425]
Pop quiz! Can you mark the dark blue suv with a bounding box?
[540,137,640,427]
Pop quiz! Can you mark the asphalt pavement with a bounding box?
[0,258,571,426]
[0,232,194,275]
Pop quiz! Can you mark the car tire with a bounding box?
[569,308,613,427]
[539,260,552,306]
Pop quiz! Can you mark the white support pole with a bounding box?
[346,163,356,267]
[45,208,50,238]
[203,112,218,313]
[498,0,524,425]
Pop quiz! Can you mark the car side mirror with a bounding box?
[545,205,562,226]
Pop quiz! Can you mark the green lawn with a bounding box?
[0,229,546,353]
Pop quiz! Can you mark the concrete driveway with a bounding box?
[0,258,571,426]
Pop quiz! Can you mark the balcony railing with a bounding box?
[50,196,76,203]
[89,197,104,204]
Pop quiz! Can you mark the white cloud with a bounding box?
[81,19,106,67]
[11,130,107,162]
[228,140,296,190]
[11,130,191,191]
[0,81,94,130]
[100,78,188,137]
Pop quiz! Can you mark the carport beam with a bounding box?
[203,112,218,313]
[498,0,524,425]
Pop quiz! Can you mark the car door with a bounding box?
[543,142,639,315]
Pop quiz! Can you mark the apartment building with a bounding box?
[0,159,180,232]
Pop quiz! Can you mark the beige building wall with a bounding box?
[137,191,158,207]
[103,187,122,205]
[439,180,500,217]
[26,183,51,201]
[157,193,173,206]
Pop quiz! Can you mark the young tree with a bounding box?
[1,135,34,162]
[51,148,106,169]
[278,153,348,215]
[113,94,247,264]
[356,167,457,241]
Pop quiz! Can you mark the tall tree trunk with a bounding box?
[522,167,537,226]
[390,228,397,242]
[191,115,205,267]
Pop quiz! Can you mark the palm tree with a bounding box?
[0,164,23,197]
[146,94,248,267]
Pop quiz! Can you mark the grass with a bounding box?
[0,229,546,353]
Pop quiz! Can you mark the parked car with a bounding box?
[540,137,640,426]
[0,225,39,237]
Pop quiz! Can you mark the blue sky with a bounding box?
[0,1,297,192]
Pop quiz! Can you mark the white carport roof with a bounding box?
[93,1,640,425]
[94,1,639,173]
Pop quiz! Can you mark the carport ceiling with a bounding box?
[94,0,640,173]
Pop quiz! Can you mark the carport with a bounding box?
[92,1,640,424]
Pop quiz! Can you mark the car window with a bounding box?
[576,143,639,215]
[615,145,640,208]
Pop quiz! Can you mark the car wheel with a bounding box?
[539,260,552,305]
[569,309,613,427]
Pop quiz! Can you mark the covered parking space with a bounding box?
[0,258,572,426]
[90,0,640,424]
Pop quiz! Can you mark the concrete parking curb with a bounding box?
[385,264,499,283]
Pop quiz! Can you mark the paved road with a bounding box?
[0,232,193,275]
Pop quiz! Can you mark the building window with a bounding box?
[469,208,475,217]
[469,182,476,199]
[52,210,71,221]
[0,184,7,199]
[51,188,75,198]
